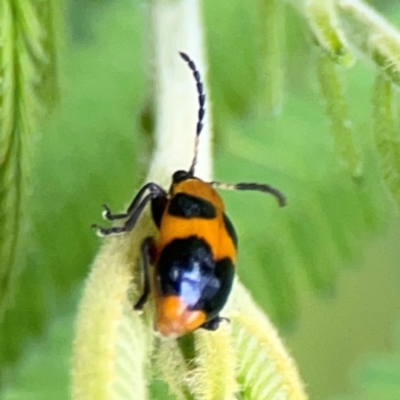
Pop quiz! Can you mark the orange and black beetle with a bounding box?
[93,52,286,338]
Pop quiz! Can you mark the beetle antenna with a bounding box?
[210,181,287,207]
[179,52,206,176]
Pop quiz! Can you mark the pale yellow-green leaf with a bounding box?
[156,339,192,400]
[71,218,154,400]
[230,282,307,400]
[191,325,238,400]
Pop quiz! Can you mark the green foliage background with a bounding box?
[1,0,400,399]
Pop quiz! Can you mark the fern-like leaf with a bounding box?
[371,74,400,208]
[337,0,400,87]
[257,0,286,116]
[0,0,38,314]
[316,49,361,178]
[306,0,354,66]
[0,0,60,316]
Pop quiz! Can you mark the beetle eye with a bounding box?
[172,170,191,183]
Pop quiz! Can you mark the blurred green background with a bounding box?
[1,0,400,399]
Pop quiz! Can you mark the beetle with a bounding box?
[93,52,286,338]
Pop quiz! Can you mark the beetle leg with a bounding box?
[101,204,128,221]
[93,183,167,236]
[201,316,230,331]
[134,237,155,311]
[93,192,154,236]
[101,183,167,221]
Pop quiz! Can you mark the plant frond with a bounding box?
[371,74,400,208]
[191,326,238,400]
[34,0,62,108]
[0,0,38,314]
[316,48,361,178]
[71,222,153,400]
[306,0,354,66]
[230,281,307,400]
[337,0,400,87]
[257,0,286,116]
[0,0,61,315]
[155,339,192,400]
